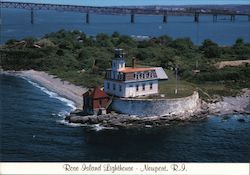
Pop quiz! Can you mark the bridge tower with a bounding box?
[230,15,235,22]
[130,11,135,23]
[31,8,34,24]
[163,13,168,23]
[213,14,217,22]
[194,12,199,22]
[86,12,89,24]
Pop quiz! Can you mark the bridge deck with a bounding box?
[1,1,250,16]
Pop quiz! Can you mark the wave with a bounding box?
[91,124,117,131]
[21,77,76,111]
[57,119,86,127]
[20,76,119,130]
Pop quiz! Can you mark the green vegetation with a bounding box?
[1,30,250,99]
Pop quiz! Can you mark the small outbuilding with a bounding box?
[82,87,110,115]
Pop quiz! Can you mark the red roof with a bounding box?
[119,67,154,73]
[82,87,109,99]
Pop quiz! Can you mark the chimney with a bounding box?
[132,57,136,68]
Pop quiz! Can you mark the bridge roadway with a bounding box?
[1,1,250,24]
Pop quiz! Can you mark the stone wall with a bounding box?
[111,91,200,117]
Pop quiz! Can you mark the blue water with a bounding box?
[1,8,250,45]
[0,74,250,162]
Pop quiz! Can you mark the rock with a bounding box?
[144,121,154,125]
[88,116,99,124]
[65,115,70,120]
[237,118,245,122]
[69,116,89,124]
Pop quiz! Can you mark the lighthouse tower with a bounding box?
[112,48,125,71]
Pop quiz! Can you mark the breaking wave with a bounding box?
[57,119,86,127]
[20,77,119,130]
[22,77,76,111]
[91,124,117,131]
[21,77,84,128]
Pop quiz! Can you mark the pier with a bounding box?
[1,1,250,24]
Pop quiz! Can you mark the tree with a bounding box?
[96,33,113,47]
[5,39,18,45]
[170,38,194,52]
[200,39,221,58]
[118,35,137,48]
[112,31,120,38]
[24,36,37,48]
[204,45,221,58]
[200,39,218,49]
[235,38,244,45]
[58,40,73,50]
[158,35,173,46]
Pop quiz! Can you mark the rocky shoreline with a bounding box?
[206,89,250,115]
[2,70,249,130]
[65,90,250,130]
[65,108,208,130]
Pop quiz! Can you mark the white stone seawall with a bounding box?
[111,91,200,117]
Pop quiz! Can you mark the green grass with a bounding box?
[159,69,243,100]
[196,82,241,99]
[159,69,195,98]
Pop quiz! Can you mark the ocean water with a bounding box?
[1,8,250,45]
[0,74,250,162]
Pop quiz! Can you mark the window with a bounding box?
[113,83,116,91]
[142,74,145,79]
[99,99,102,106]
[107,82,110,89]
[136,84,139,91]
[136,74,139,79]
[142,84,145,91]
[119,85,122,92]
[119,73,123,80]
[134,73,136,79]
[150,83,153,90]
[150,72,154,78]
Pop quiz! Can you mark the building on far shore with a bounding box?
[104,48,168,98]
[82,87,109,114]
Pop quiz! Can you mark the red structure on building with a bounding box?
[82,87,110,114]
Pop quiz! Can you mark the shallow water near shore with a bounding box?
[1,74,250,162]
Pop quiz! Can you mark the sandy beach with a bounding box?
[5,70,88,109]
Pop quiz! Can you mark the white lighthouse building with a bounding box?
[104,48,168,98]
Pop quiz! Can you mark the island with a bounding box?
[1,30,249,129]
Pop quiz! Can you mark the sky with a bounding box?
[3,0,250,6]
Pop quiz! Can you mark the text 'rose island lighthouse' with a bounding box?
[104,48,168,97]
